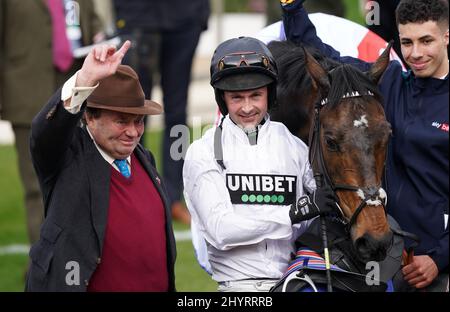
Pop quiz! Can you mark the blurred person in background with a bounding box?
[113,0,210,225]
[266,0,345,25]
[303,0,346,16]
[0,0,104,256]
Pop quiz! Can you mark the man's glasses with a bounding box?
[218,52,270,71]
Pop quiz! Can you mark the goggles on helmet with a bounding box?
[217,52,271,72]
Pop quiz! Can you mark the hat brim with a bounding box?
[86,99,163,115]
[214,72,274,91]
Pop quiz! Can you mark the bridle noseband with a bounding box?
[308,91,388,231]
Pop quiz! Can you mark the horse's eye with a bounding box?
[325,137,339,152]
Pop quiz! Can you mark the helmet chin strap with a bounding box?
[239,115,267,145]
[214,116,266,170]
[229,115,266,146]
[241,126,258,145]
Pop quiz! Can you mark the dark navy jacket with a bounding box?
[282,2,449,271]
[113,0,210,32]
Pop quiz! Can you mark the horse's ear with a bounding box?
[370,40,393,84]
[303,46,330,98]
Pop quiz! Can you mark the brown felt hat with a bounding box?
[86,65,163,115]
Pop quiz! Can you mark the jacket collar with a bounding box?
[412,72,449,96]
[223,114,271,145]
[81,127,111,253]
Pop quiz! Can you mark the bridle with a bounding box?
[308,90,388,231]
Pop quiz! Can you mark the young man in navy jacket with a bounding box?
[279,0,448,291]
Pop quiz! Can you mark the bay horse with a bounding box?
[267,41,410,291]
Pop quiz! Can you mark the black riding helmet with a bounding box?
[210,36,278,115]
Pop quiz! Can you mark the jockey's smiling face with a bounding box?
[223,86,268,128]
[399,20,449,78]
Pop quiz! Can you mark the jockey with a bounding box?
[183,36,336,292]
[280,0,449,291]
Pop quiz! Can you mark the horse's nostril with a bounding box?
[366,187,379,198]
[374,247,387,262]
[355,235,371,261]
[354,233,390,262]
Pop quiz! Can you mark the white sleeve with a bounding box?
[183,143,293,251]
[302,159,316,194]
[190,219,213,275]
[61,71,99,114]
[291,139,317,237]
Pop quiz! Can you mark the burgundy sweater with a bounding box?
[88,153,168,291]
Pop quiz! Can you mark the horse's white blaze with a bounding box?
[357,189,365,200]
[366,198,382,206]
[353,115,368,128]
[357,188,386,206]
[379,187,387,206]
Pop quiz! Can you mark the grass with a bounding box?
[0,144,28,292]
[0,130,216,292]
[344,0,365,25]
[0,145,28,246]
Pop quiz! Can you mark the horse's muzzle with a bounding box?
[354,230,393,262]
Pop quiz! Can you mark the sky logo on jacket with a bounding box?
[226,174,297,205]
[432,121,449,132]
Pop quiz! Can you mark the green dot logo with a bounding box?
[271,195,278,203]
[257,195,264,203]
[241,194,249,203]
[249,195,256,203]
[277,195,285,203]
[264,195,271,203]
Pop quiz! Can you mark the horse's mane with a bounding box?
[267,40,382,109]
[267,40,335,138]
[268,40,337,100]
[326,64,382,109]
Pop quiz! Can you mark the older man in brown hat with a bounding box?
[26,41,176,292]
